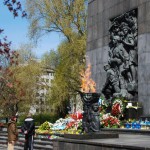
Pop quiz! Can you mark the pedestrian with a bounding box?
[21,113,35,150]
[7,115,18,150]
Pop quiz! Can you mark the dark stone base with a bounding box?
[64,132,119,139]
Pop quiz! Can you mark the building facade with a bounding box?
[35,67,54,114]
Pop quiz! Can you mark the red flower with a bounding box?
[111,102,121,116]
[70,112,83,120]
[101,115,120,128]
[66,121,76,129]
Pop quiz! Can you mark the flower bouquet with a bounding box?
[101,113,120,128]
[111,99,124,117]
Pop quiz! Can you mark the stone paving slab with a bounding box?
[0,134,150,149]
[1,131,150,149]
[53,134,150,149]
[82,134,150,149]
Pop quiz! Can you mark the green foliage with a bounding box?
[47,36,86,113]
[41,50,59,68]
[11,59,43,114]
[26,0,87,115]
[38,121,50,130]
[17,113,59,126]
[26,0,87,42]
[0,43,43,116]
[16,43,36,64]
[17,115,26,126]
[33,113,59,126]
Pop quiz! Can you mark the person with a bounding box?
[7,115,18,150]
[21,113,35,150]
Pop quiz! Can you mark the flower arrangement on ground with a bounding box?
[99,97,126,128]
[111,98,124,117]
[101,113,120,128]
[36,111,83,135]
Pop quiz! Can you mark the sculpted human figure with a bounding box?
[121,24,137,84]
[102,9,137,101]
[89,103,100,132]
[109,21,120,39]
[82,104,89,133]
[124,10,137,44]
[80,93,100,133]
[109,35,129,74]
[102,63,121,99]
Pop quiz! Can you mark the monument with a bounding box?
[102,9,138,101]
[53,1,150,149]
[80,92,100,133]
[87,0,150,116]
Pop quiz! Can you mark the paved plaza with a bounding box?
[88,134,150,149]
[53,133,150,150]
[0,133,150,149]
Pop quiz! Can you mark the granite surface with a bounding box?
[87,0,150,115]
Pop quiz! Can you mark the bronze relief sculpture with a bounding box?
[102,9,138,101]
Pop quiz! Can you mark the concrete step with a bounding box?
[14,143,53,150]
[0,144,7,150]
[0,141,53,150]
[0,132,53,150]
[33,143,53,149]
[0,143,52,150]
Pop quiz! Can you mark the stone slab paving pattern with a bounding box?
[1,132,150,149]
[53,134,150,150]
[86,134,150,149]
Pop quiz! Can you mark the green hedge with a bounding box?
[17,115,26,126]
[33,113,59,126]
[17,113,59,126]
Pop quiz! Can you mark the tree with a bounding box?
[0,28,22,116]
[0,67,24,117]
[26,0,87,42]
[3,0,27,18]
[10,59,43,114]
[0,41,42,116]
[0,0,27,116]
[47,35,86,116]
[41,49,59,69]
[16,43,37,64]
[26,0,88,116]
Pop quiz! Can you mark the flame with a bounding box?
[81,64,96,93]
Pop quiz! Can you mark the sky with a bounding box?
[0,1,61,59]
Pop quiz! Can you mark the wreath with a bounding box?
[111,99,124,117]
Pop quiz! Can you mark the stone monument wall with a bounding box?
[87,0,150,115]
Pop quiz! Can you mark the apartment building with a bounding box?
[35,67,54,113]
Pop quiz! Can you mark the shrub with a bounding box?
[17,113,59,126]
[33,113,59,126]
